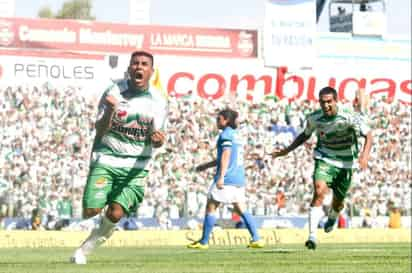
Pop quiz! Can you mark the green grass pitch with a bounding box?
[0,243,410,273]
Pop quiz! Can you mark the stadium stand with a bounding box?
[0,84,410,230]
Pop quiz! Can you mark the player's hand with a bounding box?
[358,153,369,170]
[269,149,289,158]
[216,177,224,189]
[151,130,165,148]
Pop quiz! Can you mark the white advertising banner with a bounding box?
[0,50,108,93]
[263,0,316,69]
[0,32,410,105]
[111,53,411,105]
[352,11,386,37]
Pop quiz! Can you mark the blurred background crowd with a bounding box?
[0,84,410,230]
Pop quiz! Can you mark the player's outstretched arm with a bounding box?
[359,131,373,170]
[195,160,217,172]
[270,132,310,158]
[95,95,117,140]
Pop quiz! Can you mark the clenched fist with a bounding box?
[151,130,165,148]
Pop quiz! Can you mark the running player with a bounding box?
[71,51,168,264]
[271,86,373,250]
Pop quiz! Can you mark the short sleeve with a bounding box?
[220,129,233,148]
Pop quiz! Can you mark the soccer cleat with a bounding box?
[187,241,209,250]
[324,217,336,233]
[70,249,87,264]
[305,239,317,250]
[247,240,265,248]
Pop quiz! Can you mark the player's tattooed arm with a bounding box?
[270,132,311,158]
[195,160,217,172]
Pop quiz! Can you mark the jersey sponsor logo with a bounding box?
[111,122,151,141]
[95,177,107,189]
[111,102,154,141]
[94,191,106,199]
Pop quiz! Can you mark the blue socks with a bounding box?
[199,212,260,244]
[241,212,260,242]
[199,214,217,244]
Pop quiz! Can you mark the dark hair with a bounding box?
[319,86,337,100]
[130,51,154,67]
[218,108,239,129]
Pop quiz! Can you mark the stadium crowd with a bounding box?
[0,84,410,230]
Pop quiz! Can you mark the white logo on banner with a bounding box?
[0,20,14,46]
[263,0,316,69]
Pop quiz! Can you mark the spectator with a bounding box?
[0,84,410,229]
[388,202,401,228]
[57,193,73,229]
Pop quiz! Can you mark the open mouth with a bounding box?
[135,72,143,80]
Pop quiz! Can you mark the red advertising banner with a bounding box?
[0,17,258,58]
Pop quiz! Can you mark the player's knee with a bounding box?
[314,183,327,198]
[205,200,219,213]
[311,197,323,207]
[312,190,326,206]
[313,190,324,201]
[83,208,102,219]
[106,203,125,223]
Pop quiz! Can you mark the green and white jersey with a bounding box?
[92,79,168,169]
[304,106,370,169]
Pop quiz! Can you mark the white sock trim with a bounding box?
[80,215,116,256]
[308,206,323,240]
[100,215,116,234]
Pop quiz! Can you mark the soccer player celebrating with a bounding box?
[71,51,168,264]
[187,109,264,249]
[271,87,373,250]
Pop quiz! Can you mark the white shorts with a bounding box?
[207,184,246,204]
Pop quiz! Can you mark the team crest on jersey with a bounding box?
[116,109,128,121]
[113,102,130,123]
[336,122,346,130]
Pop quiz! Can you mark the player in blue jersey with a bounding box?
[187,109,264,249]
